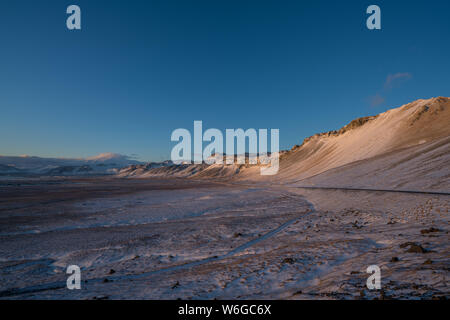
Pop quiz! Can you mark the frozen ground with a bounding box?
[0,177,448,299]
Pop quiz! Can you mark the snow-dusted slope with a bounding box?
[292,136,450,192]
[119,97,450,191]
[269,97,450,183]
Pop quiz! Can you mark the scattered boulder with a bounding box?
[407,244,428,253]
[400,242,429,253]
[400,241,418,248]
[172,281,180,289]
[351,221,363,229]
[282,258,296,264]
[420,227,441,234]
[387,219,397,225]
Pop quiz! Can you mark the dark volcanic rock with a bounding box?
[420,227,441,234]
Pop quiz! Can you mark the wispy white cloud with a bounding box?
[384,72,412,90]
[368,72,412,107]
[369,94,385,107]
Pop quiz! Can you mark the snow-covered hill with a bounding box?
[118,97,450,191]
[0,153,143,176]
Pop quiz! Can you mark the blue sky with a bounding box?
[0,0,449,161]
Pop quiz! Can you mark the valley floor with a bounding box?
[0,177,448,299]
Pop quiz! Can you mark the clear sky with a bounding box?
[0,0,449,161]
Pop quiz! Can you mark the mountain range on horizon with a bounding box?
[0,152,144,176]
[119,96,450,193]
[1,96,449,190]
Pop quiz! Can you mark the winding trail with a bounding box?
[291,186,450,196]
[0,191,314,298]
[3,184,444,298]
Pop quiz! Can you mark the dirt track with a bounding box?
[0,177,448,299]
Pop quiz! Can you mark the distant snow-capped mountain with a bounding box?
[85,153,141,166]
[0,153,143,176]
